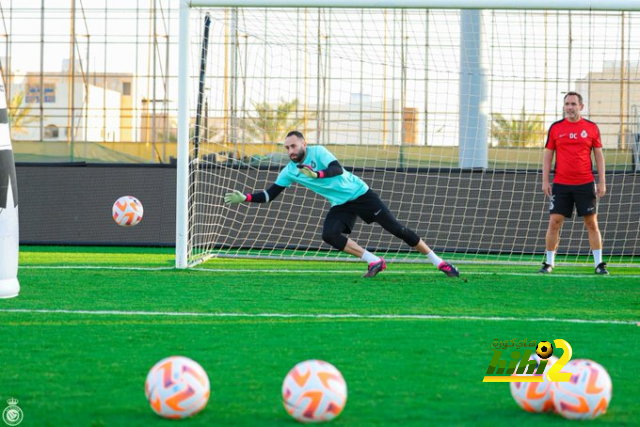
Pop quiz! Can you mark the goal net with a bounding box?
[177,1,640,268]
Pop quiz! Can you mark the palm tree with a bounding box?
[491,108,546,147]
[8,91,37,136]
[244,98,308,143]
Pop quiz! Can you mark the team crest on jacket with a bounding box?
[581,130,588,138]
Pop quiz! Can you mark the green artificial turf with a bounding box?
[0,247,637,426]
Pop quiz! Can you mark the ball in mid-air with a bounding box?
[282,359,347,423]
[112,195,143,226]
[536,341,554,359]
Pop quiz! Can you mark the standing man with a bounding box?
[225,130,460,278]
[540,91,608,274]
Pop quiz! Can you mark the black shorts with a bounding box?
[324,189,394,234]
[550,182,597,218]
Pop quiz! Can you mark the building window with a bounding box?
[26,84,56,103]
[44,124,59,139]
[123,82,131,96]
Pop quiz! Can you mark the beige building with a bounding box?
[139,98,177,144]
[10,65,135,142]
[576,61,640,149]
[314,95,419,146]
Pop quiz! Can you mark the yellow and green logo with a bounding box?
[482,338,573,383]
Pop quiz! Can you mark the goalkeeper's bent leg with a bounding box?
[322,220,349,251]
[374,210,421,247]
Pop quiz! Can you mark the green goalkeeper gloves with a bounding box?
[224,190,247,204]
[297,164,318,179]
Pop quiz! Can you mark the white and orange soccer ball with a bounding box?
[282,360,347,423]
[510,354,559,413]
[145,356,210,419]
[550,359,612,420]
[112,195,143,226]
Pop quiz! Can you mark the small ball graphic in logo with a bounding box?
[6,409,19,422]
[536,341,554,359]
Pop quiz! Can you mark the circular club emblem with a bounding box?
[2,399,23,426]
[581,130,588,138]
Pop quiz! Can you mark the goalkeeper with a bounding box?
[225,130,459,278]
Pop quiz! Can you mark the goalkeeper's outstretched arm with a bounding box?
[297,160,343,179]
[224,183,286,204]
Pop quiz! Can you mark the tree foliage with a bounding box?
[244,98,308,143]
[491,109,546,147]
[8,91,37,135]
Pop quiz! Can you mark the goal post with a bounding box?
[177,0,640,268]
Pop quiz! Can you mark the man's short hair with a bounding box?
[564,91,583,105]
[286,130,305,140]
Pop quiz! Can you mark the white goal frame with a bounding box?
[176,0,640,268]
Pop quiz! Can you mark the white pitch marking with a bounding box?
[18,265,640,279]
[0,308,636,326]
[21,266,174,271]
[191,268,640,279]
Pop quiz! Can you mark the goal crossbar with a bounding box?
[186,0,640,11]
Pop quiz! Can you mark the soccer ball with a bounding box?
[536,341,554,359]
[282,360,347,423]
[145,356,210,419]
[551,359,612,420]
[510,354,559,413]
[112,195,143,226]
